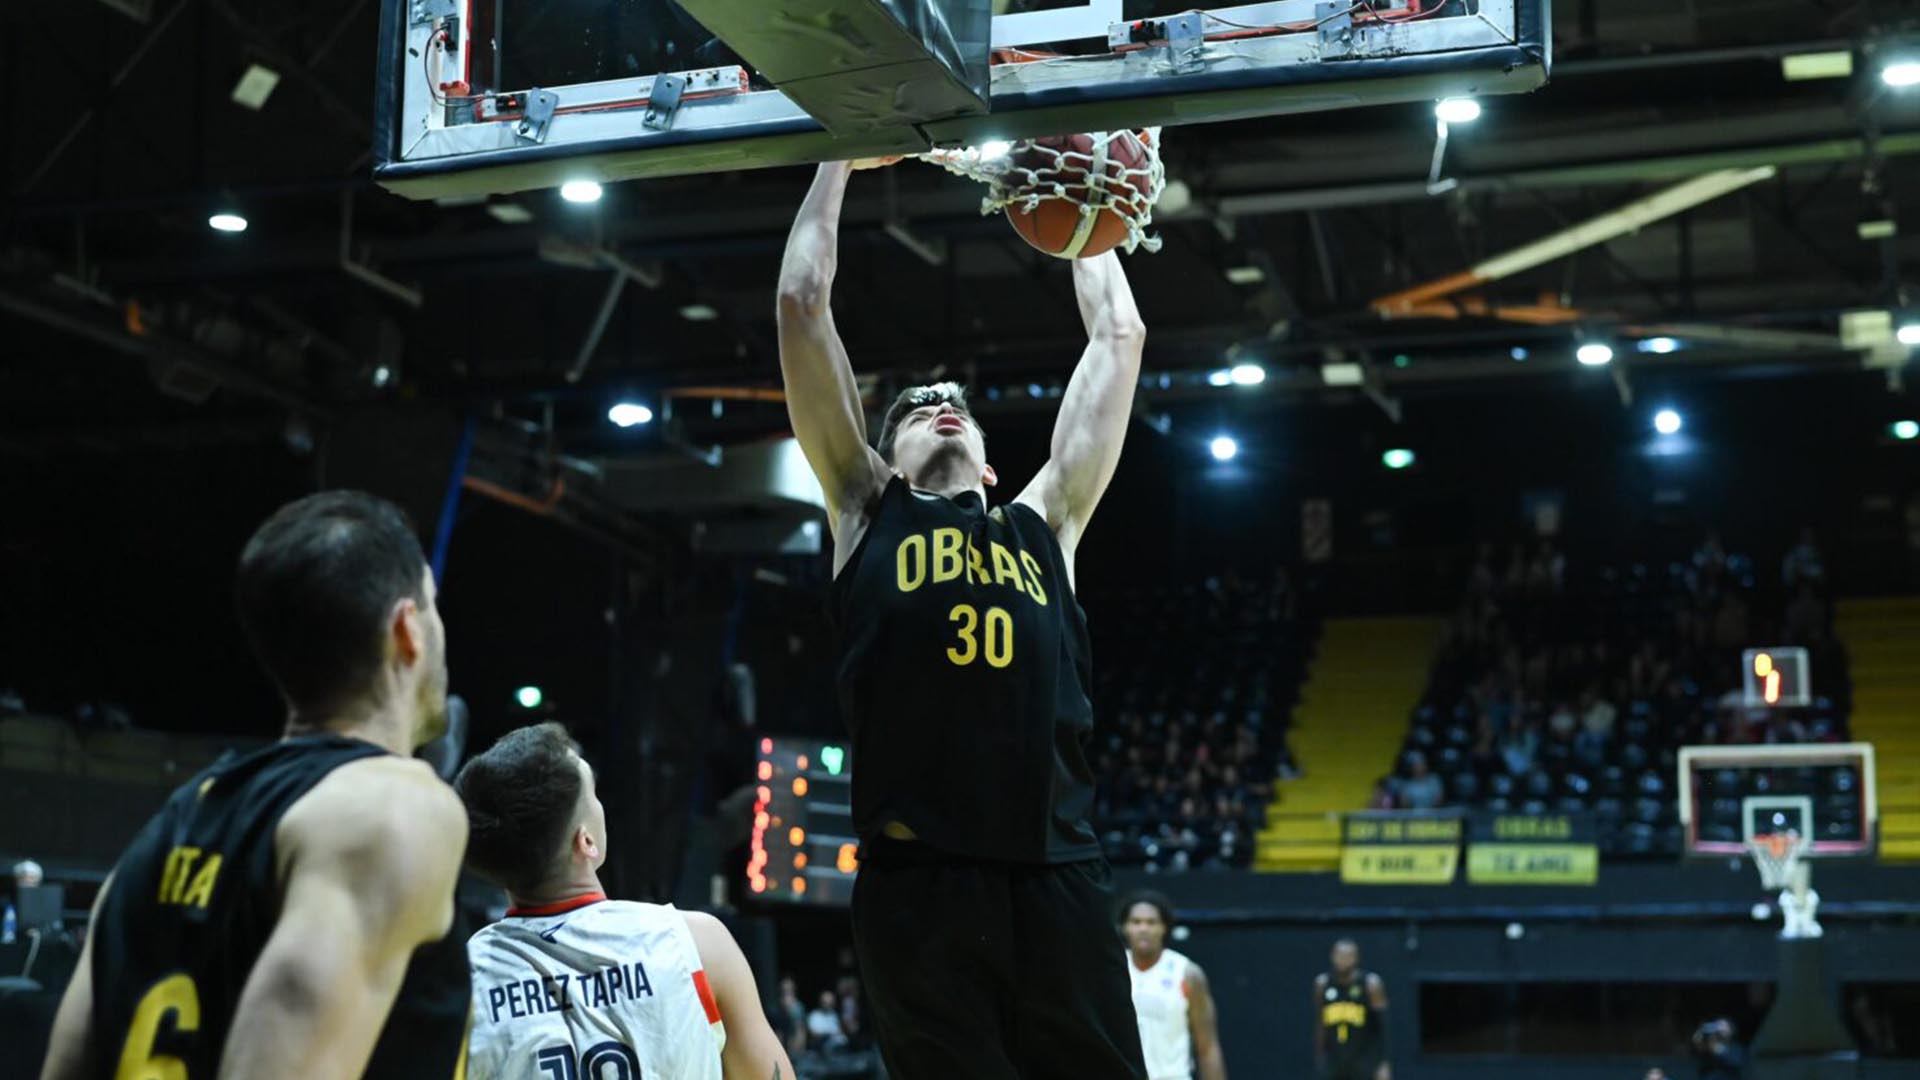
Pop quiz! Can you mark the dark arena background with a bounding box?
[6,1,1920,1078]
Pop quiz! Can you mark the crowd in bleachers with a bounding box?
[1378,531,1853,855]
[1086,571,1306,871]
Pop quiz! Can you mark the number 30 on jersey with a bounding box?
[947,604,1013,668]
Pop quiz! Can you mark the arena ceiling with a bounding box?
[4,0,1919,465]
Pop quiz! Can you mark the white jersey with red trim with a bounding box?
[1128,947,1193,1080]
[465,896,724,1080]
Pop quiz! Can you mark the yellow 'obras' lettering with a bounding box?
[891,530,1048,606]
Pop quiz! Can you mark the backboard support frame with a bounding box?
[373,0,1549,200]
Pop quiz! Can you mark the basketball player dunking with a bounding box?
[1121,892,1228,1080]
[778,158,1149,1078]
[1313,939,1390,1080]
[39,492,472,1080]
[455,723,795,1080]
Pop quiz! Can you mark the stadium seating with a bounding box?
[1385,538,1851,858]
[1085,571,1307,870]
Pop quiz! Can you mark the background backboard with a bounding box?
[1678,743,1877,858]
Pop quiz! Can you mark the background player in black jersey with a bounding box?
[39,491,471,1080]
[1312,939,1390,1080]
[777,158,1148,1078]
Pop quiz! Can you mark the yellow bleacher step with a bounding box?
[1257,615,1440,873]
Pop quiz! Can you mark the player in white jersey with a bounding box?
[455,722,796,1080]
[1121,892,1227,1080]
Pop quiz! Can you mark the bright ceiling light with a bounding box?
[1321,362,1364,386]
[1209,436,1238,462]
[1893,420,1920,441]
[1207,369,1234,387]
[1882,61,1920,88]
[208,212,248,233]
[1639,337,1680,354]
[560,179,604,204]
[1435,97,1482,124]
[231,63,281,110]
[488,202,535,224]
[1224,266,1266,285]
[1897,322,1920,346]
[515,685,544,709]
[1229,363,1267,386]
[1382,448,1416,470]
[608,402,654,427]
[1577,342,1615,366]
[977,139,1013,159]
[1510,346,1529,361]
[1654,409,1683,435]
[1782,51,1853,81]
[679,304,719,322]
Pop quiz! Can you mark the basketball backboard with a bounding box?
[373,0,1549,200]
[1677,743,1877,858]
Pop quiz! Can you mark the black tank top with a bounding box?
[833,478,1100,863]
[1319,971,1382,1057]
[83,734,472,1079]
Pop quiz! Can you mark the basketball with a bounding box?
[1004,130,1157,260]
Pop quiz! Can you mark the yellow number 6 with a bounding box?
[117,973,200,1080]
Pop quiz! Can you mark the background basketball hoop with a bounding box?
[1746,830,1812,893]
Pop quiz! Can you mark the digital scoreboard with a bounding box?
[1742,647,1810,708]
[746,736,858,906]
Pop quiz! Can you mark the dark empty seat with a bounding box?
[1490,773,1516,798]
[1619,744,1650,771]
[1445,724,1473,747]
[1593,797,1625,823]
[1525,770,1555,798]
[1631,797,1664,825]
[1436,746,1466,773]
[1599,767,1627,797]
[1484,797,1512,813]
[1521,799,1550,815]
[1623,823,1657,856]
[1563,772,1592,797]
[1557,795,1588,813]
[1638,771,1668,798]
[1702,823,1740,844]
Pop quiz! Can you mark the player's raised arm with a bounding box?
[1016,249,1146,557]
[777,161,891,533]
[217,759,467,1080]
[684,911,798,1080]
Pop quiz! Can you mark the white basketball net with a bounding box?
[1745,831,1811,891]
[916,128,1168,256]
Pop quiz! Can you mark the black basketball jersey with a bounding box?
[833,477,1101,864]
[83,734,472,1079]
[1318,971,1382,1058]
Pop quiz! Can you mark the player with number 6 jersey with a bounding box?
[38,492,473,1080]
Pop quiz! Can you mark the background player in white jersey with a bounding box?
[1121,892,1227,1080]
[454,723,795,1080]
